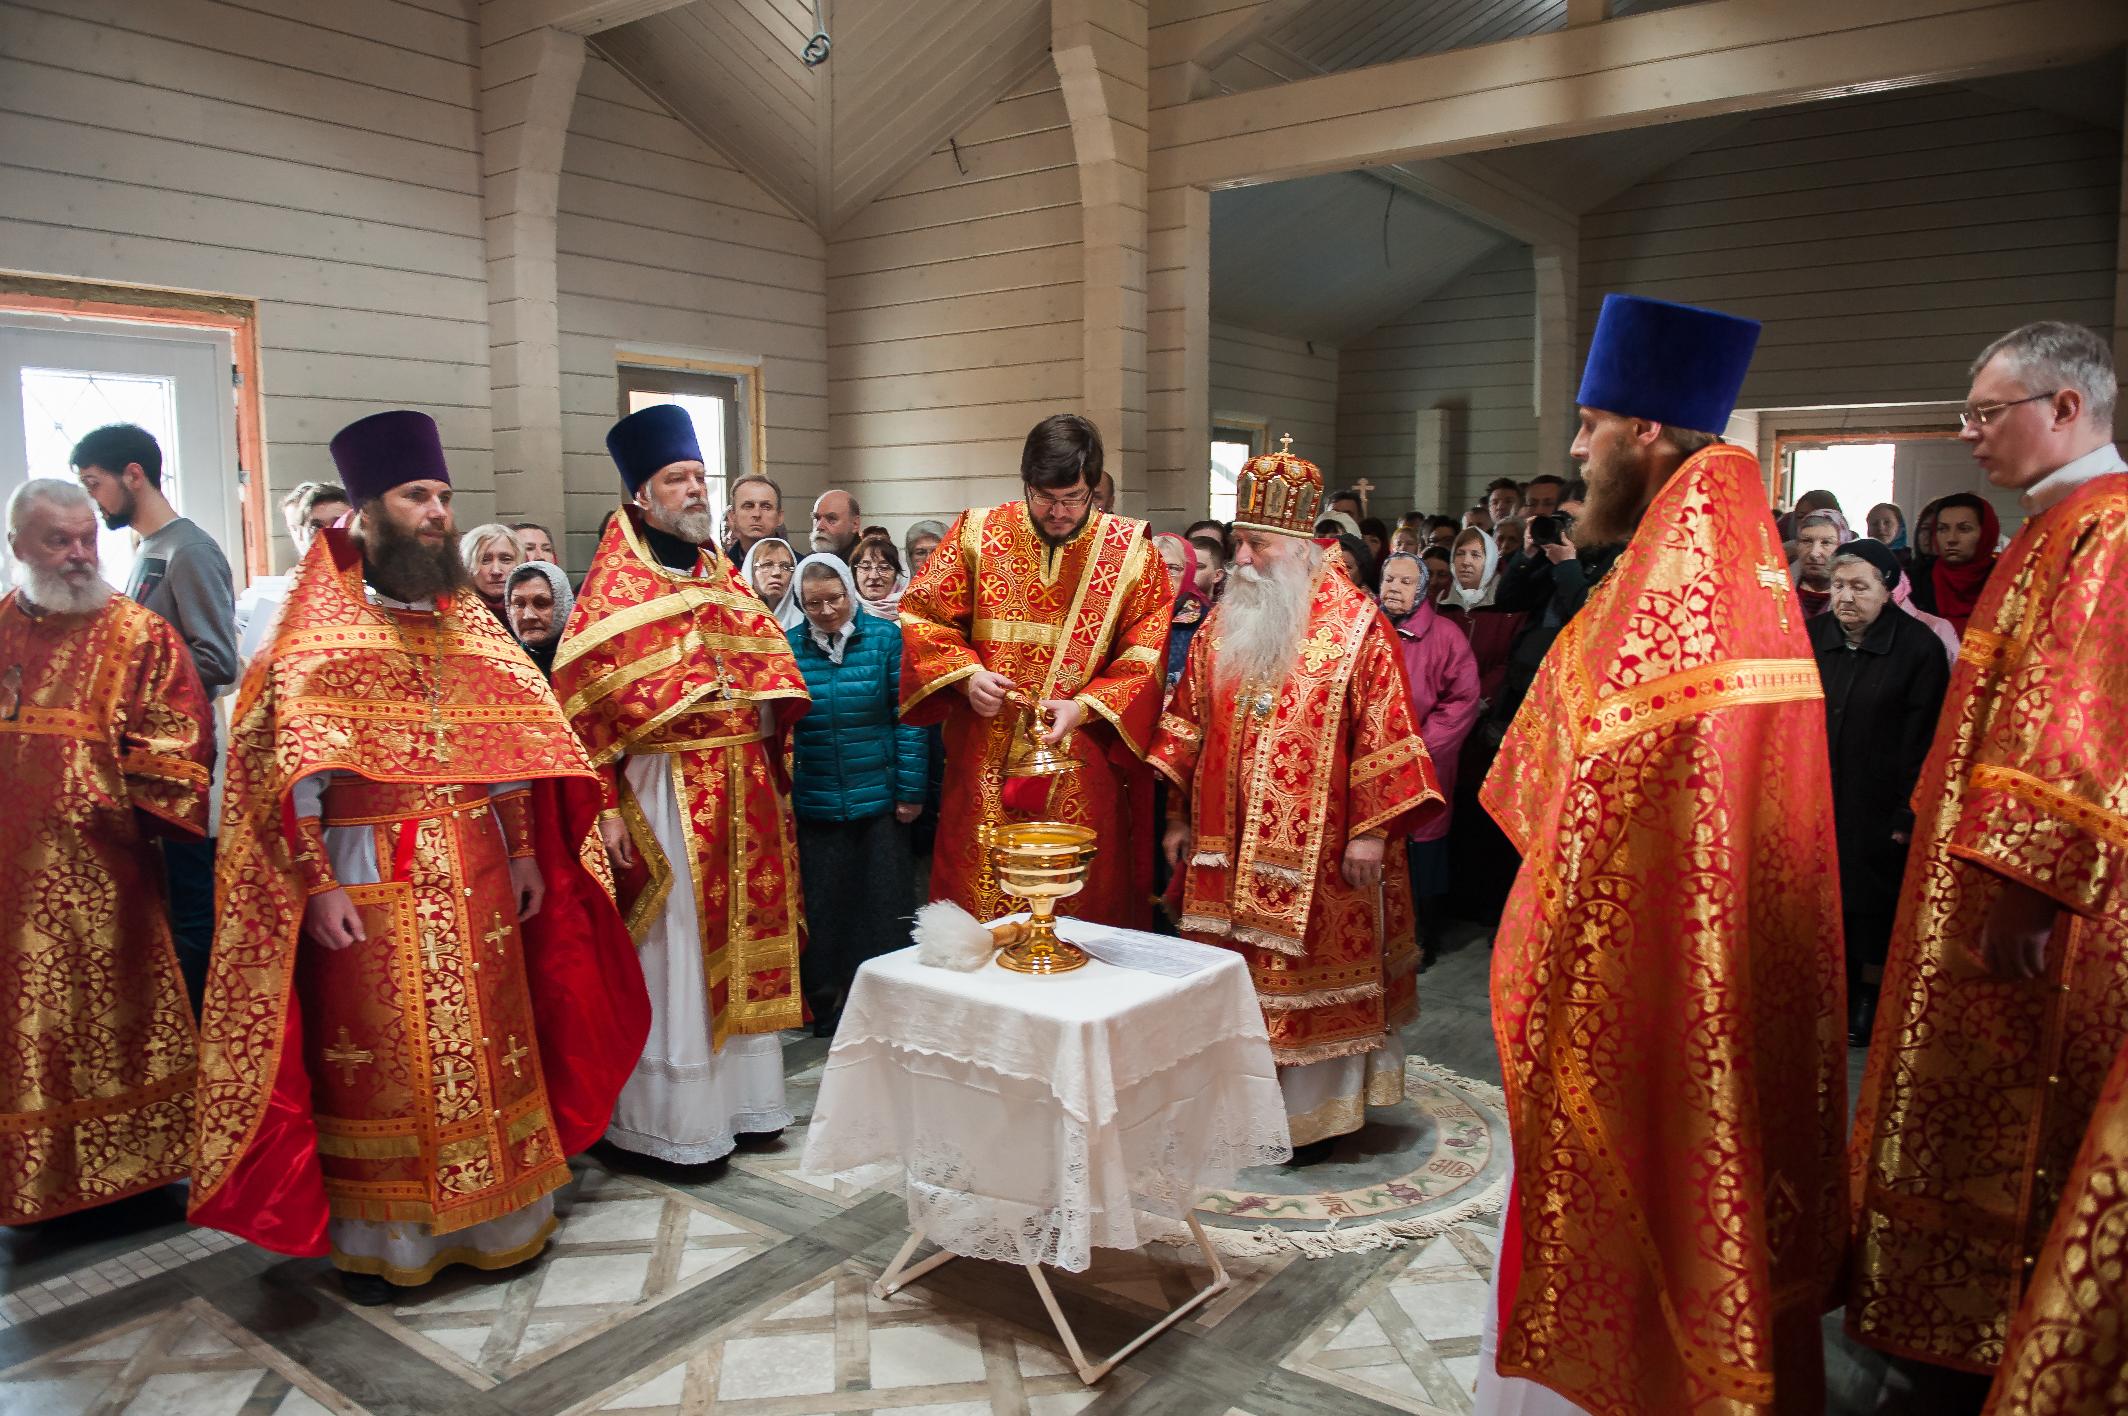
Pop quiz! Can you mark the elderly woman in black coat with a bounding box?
[1807,539,1952,1045]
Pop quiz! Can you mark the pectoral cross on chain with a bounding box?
[322,1027,374,1086]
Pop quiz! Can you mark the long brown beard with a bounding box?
[360,513,467,602]
[1573,444,1650,549]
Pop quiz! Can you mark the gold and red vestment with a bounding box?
[0,591,210,1225]
[189,532,647,1264]
[553,506,812,1047]
[1148,560,1439,1072]
[1985,1036,2128,1415]
[1850,471,2128,1372]
[899,503,1171,926]
[1481,443,1847,1416]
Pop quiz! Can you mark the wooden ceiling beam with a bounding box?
[1152,0,2128,190]
[481,0,695,44]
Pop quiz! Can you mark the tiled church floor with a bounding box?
[0,929,1934,1415]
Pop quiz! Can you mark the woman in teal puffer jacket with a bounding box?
[786,554,928,1035]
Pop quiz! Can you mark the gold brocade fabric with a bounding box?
[1480,444,1847,1416]
[1149,561,1440,1065]
[301,781,569,1233]
[898,503,1171,924]
[1985,1038,2128,1415]
[192,531,601,1214]
[0,592,210,1223]
[1850,472,2128,1373]
[553,508,810,1042]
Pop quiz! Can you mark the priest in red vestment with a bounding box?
[1,479,211,1225]
[1150,440,1441,1165]
[1985,1036,2128,1416]
[1850,321,2128,1389]
[1477,296,1847,1416]
[899,414,1171,927]
[190,411,648,1305]
[553,404,811,1165]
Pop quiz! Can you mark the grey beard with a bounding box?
[1213,553,1315,696]
[659,505,714,545]
[12,561,111,615]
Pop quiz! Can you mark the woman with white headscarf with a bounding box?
[1381,550,1480,969]
[1436,526,1525,711]
[740,536,803,631]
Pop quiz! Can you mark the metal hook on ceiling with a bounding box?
[802,0,831,66]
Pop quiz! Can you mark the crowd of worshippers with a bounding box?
[4,300,2124,1416]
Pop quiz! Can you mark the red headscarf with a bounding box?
[1153,532,1211,620]
[1927,493,2001,633]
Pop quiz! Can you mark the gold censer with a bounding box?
[987,821,1098,974]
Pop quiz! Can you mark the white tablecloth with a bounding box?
[799,918,1291,1271]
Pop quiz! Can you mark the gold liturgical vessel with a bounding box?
[983,691,1096,974]
[989,822,1099,974]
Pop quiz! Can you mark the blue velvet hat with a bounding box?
[328,410,449,505]
[1576,294,1761,434]
[605,404,703,494]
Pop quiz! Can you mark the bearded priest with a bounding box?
[1150,441,1441,1167]
[899,414,1171,928]
[189,411,648,1306]
[1,479,211,1225]
[1474,296,1847,1416]
[553,404,811,1165]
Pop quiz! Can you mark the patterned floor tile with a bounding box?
[575,1260,1123,1415]
[0,1297,367,1415]
[1280,1226,1496,1415]
[335,1163,786,1386]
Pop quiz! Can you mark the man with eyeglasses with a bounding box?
[898,413,1172,928]
[1850,320,2128,1402]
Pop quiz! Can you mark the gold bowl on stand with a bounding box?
[987,821,1099,974]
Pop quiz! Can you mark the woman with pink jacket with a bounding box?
[1379,551,1481,969]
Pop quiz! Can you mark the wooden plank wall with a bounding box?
[1208,323,1338,475]
[555,54,829,566]
[0,0,493,565]
[1580,85,2121,407]
[1335,245,1541,518]
[1338,82,2120,520]
[825,64,1084,541]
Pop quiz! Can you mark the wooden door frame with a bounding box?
[0,273,267,576]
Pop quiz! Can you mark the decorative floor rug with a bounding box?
[1170,1056,1510,1258]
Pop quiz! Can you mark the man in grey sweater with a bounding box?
[73,423,237,1011]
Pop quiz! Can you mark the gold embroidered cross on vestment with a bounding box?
[322,1027,374,1085]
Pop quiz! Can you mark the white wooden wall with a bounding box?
[1208,323,1338,477]
[825,65,1085,540]
[555,54,829,567]
[1335,246,1543,517]
[1580,85,2121,407]
[0,0,493,565]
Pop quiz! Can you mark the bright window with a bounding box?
[1209,439,1250,522]
[21,366,179,589]
[1788,442,1895,526]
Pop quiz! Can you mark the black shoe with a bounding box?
[810,1016,839,1039]
[1287,1138,1338,1168]
[734,1128,785,1150]
[338,1271,396,1307]
[1849,987,1879,1047]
